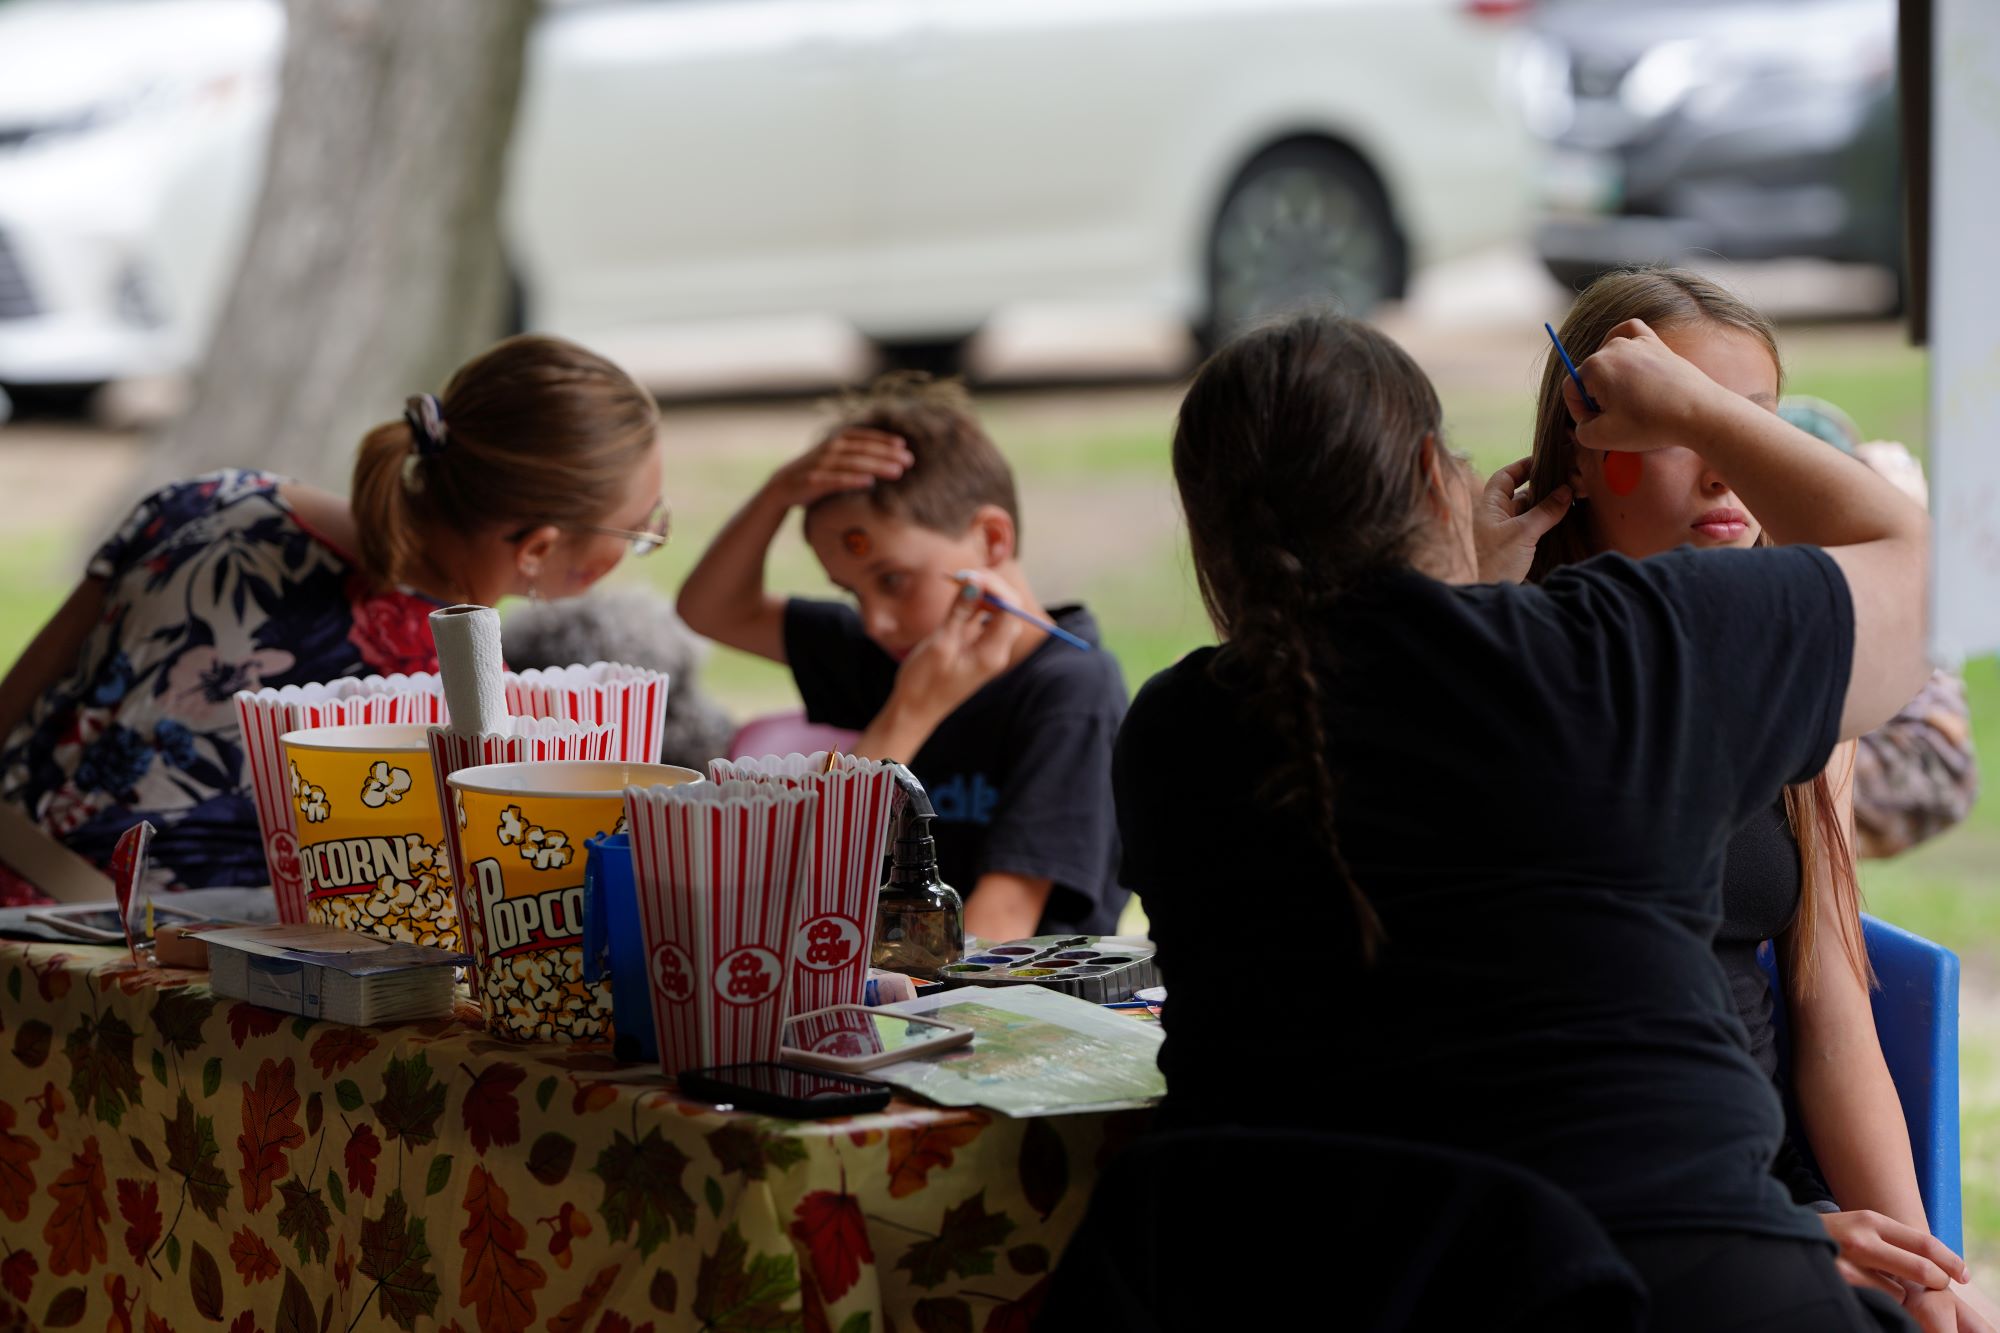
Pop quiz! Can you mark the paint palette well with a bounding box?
[937,934,1159,1003]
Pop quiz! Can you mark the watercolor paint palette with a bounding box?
[936,934,1159,1004]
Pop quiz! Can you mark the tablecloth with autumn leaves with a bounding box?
[0,943,1144,1333]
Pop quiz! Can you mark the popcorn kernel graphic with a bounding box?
[497,804,527,846]
[298,783,331,824]
[360,761,413,809]
[519,825,573,872]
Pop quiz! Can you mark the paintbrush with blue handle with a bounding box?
[946,572,1093,651]
[1545,322,1602,414]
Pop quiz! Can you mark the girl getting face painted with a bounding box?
[1566,320,1778,558]
[1524,272,1782,578]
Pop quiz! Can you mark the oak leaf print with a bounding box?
[236,1058,305,1213]
[43,1136,110,1277]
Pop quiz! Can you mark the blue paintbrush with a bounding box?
[1545,322,1602,414]
[947,573,1093,651]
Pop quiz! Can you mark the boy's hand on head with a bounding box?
[768,428,914,509]
[1475,457,1571,584]
[888,573,1026,729]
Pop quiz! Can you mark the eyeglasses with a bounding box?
[579,498,672,557]
[511,499,671,557]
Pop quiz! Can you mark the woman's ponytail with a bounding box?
[349,421,426,591]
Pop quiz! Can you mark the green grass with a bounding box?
[1854,653,2000,1258]
[0,529,71,669]
[1967,1030,2000,1260]
[1782,328,1931,456]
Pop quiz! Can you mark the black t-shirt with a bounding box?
[1718,798,1804,1083]
[1115,547,1853,1244]
[1720,799,1838,1208]
[784,598,1129,935]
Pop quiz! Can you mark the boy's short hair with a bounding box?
[813,373,1022,550]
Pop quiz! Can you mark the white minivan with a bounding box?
[0,0,1534,389]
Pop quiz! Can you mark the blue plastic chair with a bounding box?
[1760,913,1961,1252]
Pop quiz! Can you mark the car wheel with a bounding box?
[872,333,978,379]
[1202,143,1406,350]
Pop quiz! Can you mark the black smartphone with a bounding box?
[676,1062,892,1118]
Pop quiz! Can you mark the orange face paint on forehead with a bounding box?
[842,529,872,559]
[1603,452,1644,498]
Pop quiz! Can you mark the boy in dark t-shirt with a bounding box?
[677,375,1128,939]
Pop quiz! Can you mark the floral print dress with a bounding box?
[1,470,442,899]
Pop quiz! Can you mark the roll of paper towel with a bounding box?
[429,604,509,737]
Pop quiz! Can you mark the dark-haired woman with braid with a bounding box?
[1114,312,1931,1329]
[0,335,665,898]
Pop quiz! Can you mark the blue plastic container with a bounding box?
[581,831,657,1063]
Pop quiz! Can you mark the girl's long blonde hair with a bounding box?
[1527,267,1867,996]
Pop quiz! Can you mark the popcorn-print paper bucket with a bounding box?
[707,752,899,1016]
[279,724,457,949]
[448,760,703,1042]
[425,720,619,947]
[623,780,820,1075]
[236,675,446,923]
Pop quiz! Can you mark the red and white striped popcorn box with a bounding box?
[622,780,820,1075]
[234,674,446,923]
[707,752,899,1015]
[425,718,620,951]
[504,662,670,765]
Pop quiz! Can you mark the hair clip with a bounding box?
[403,393,449,458]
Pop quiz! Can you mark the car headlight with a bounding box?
[0,104,108,150]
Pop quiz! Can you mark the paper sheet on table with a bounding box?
[876,983,1165,1116]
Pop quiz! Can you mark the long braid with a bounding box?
[1227,545,1385,961]
[1175,313,1439,965]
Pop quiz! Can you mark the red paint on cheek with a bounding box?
[1603,452,1644,497]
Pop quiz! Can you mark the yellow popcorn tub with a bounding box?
[279,724,460,950]
[445,760,703,1042]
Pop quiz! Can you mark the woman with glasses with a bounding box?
[0,334,666,898]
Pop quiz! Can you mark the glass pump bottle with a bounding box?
[871,765,963,978]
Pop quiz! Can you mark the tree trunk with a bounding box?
[146,0,536,490]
